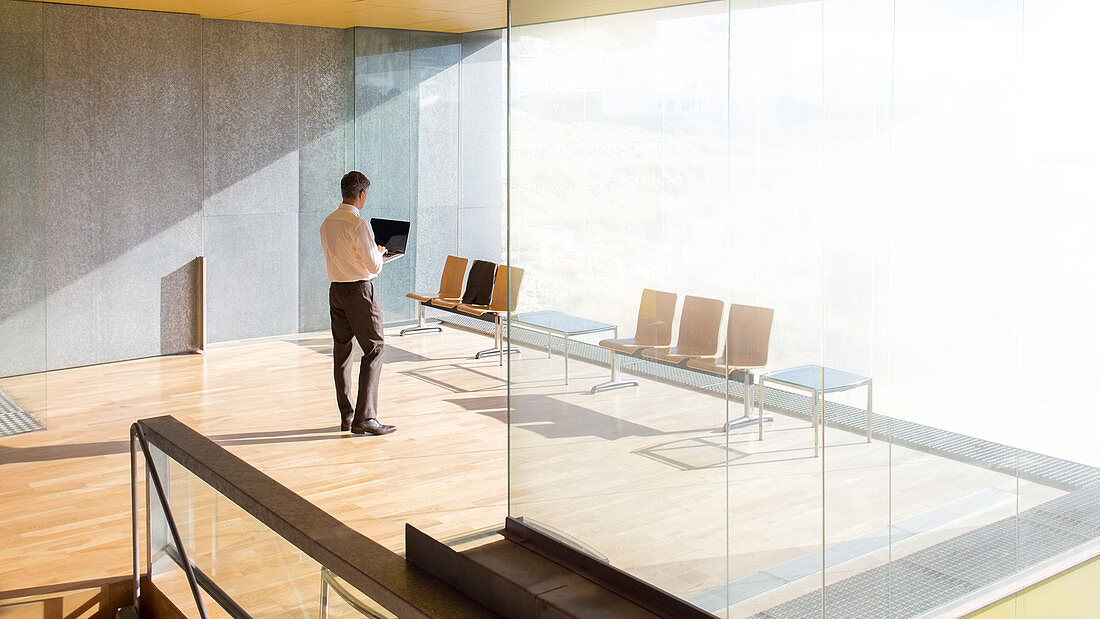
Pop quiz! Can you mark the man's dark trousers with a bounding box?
[329,280,384,425]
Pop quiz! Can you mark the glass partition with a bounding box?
[506,0,1100,617]
[148,443,341,617]
[507,0,734,606]
[725,1,826,615]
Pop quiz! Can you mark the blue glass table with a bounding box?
[758,364,872,457]
[513,311,618,384]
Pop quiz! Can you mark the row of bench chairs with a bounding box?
[401,255,524,365]
[403,259,773,434]
[592,289,775,436]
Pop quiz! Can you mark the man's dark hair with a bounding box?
[341,171,371,200]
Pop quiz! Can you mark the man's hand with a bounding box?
[378,245,388,255]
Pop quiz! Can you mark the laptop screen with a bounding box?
[369,218,410,254]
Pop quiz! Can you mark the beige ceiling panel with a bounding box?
[431,0,503,14]
[20,0,726,31]
[404,14,502,32]
[220,1,366,24]
[509,0,710,26]
[372,0,458,7]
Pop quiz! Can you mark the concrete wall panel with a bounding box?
[297,26,348,333]
[202,20,298,218]
[299,26,348,213]
[204,213,298,343]
[298,210,330,333]
[94,8,202,362]
[0,0,45,376]
[43,4,101,369]
[42,5,202,369]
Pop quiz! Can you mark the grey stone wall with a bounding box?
[0,2,503,375]
[202,21,351,342]
[299,27,353,333]
[0,0,45,377]
[201,20,301,343]
[42,5,203,370]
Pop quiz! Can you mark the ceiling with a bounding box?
[23,0,710,32]
[26,0,507,32]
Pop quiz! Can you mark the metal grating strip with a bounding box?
[751,483,1100,618]
[0,389,44,437]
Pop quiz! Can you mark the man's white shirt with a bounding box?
[319,203,384,282]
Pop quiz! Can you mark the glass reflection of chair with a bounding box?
[686,303,775,438]
[455,265,525,366]
[591,288,678,393]
[641,295,725,367]
[401,254,469,336]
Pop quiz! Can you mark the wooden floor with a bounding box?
[0,326,1064,617]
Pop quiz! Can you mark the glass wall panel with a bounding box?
[819,0,893,616]
[1013,0,1100,611]
[1015,1,1100,468]
[146,444,406,618]
[507,0,1100,616]
[150,445,334,617]
[883,2,1026,616]
[725,1,826,617]
[507,1,734,608]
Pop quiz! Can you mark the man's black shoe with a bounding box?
[340,421,352,432]
[350,419,396,436]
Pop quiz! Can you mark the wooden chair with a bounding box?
[591,289,678,393]
[641,295,725,366]
[432,259,495,310]
[686,303,774,437]
[401,255,469,336]
[456,265,525,365]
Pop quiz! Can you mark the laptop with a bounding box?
[370,218,410,263]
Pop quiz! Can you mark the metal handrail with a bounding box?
[130,422,209,619]
[131,415,490,618]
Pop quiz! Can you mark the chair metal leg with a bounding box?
[474,315,519,361]
[400,304,443,336]
[726,370,773,435]
[590,350,639,393]
[866,380,873,443]
[563,334,569,383]
[813,391,820,458]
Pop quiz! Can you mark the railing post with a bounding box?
[130,426,141,613]
[132,422,210,619]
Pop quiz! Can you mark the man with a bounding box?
[319,171,397,436]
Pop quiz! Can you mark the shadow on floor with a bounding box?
[401,364,506,394]
[289,336,434,364]
[0,426,346,464]
[447,394,665,441]
[633,436,751,471]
